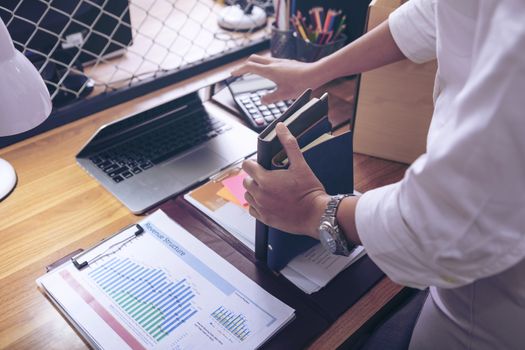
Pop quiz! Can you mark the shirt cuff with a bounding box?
[356,184,429,289]
[389,0,436,64]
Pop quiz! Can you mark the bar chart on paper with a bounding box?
[211,306,251,341]
[88,257,197,342]
[37,211,295,350]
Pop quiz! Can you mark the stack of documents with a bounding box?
[281,244,365,294]
[184,165,255,251]
[185,170,366,294]
[37,211,294,349]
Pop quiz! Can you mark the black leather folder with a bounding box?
[256,89,354,271]
[158,90,385,348]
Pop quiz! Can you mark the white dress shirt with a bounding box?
[355,0,525,348]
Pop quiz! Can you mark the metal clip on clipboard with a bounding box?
[71,224,144,270]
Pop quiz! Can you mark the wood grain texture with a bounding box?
[308,278,402,350]
[0,58,408,349]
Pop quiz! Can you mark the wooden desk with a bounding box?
[0,61,407,349]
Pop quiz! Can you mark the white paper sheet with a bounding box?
[37,210,294,350]
[281,245,366,294]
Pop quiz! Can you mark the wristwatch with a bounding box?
[318,194,354,256]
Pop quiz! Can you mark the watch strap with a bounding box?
[319,194,354,256]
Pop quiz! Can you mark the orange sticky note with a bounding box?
[217,187,241,206]
[222,171,248,207]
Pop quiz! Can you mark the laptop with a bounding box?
[76,83,257,214]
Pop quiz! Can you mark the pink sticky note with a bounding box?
[222,171,248,207]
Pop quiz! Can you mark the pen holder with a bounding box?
[294,33,347,62]
[270,25,295,59]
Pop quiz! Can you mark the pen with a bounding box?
[334,15,346,40]
[293,16,309,41]
[294,7,346,45]
[311,7,323,32]
[324,31,333,44]
[275,0,281,29]
[308,9,316,28]
[283,0,290,30]
[334,23,346,42]
[328,11,336,32]
[323,9,333,33]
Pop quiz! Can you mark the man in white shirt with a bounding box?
[233,0,525,348]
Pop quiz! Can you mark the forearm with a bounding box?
[336,196,362,246]
[311,20,406,85]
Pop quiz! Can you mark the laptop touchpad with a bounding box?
[163,147,228,185]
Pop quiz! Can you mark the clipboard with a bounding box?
[37,210,299,350]
[46,224,144,272]
[40,223,149,350]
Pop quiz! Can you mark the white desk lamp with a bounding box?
[0,18,52,200]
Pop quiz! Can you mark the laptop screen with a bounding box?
[78,91,207,156]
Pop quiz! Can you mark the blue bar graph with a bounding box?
[211,306,251,341]
[88,258,197,342]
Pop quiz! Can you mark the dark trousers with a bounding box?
[352,289,429,350]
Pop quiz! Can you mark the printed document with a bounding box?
[37,210,294,350]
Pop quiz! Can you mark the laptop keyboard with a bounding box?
[88,115,232,183]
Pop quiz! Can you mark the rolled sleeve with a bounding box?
[356,183,436,289]
[389,0,437,63]
[356,0,525,293]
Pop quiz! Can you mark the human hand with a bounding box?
[242,123,329,239]
[231,54,325,105]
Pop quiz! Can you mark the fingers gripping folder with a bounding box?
[255,89,354,271]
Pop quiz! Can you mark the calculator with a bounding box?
[226,74,294,131]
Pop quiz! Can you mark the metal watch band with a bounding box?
[319,194,354,256]
[321,194,350,225]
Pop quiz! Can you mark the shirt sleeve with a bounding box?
[356,3,525,289]
[388,0,437,63]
